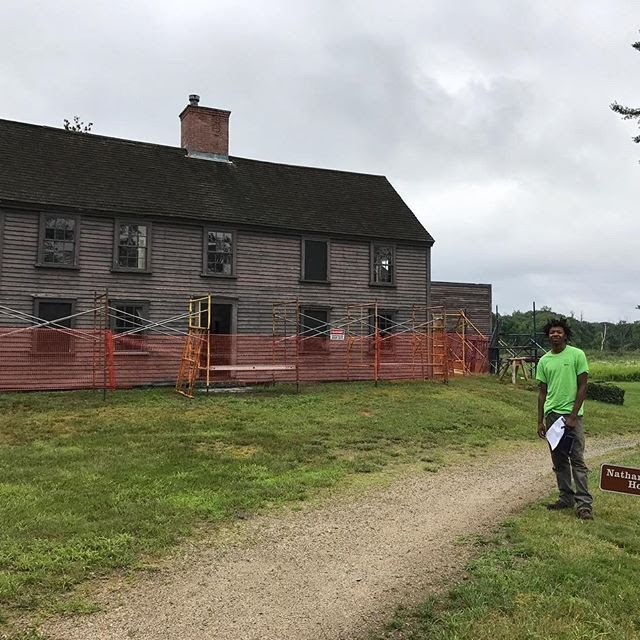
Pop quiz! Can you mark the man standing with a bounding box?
[536,318,593,520]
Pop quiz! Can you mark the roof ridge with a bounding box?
[0,118,387,178]
[230,155,386,179]
[0,118,185,154]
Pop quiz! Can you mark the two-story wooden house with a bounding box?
[0,96,434,334]
[0,96,492,389]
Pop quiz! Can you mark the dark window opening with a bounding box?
[110,302,149,351]
[303,239,328,281]
[33,300,75,354]
[300,308,329,352]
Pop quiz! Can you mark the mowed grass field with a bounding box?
[373,359,640,640]
[0,361,639,638]
[373,437,640,640]
[587,350,640,382]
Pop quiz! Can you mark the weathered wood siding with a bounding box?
[0,208,430,332]
[430,281,492,336]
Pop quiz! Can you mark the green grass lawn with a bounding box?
[587,351,640,382]
[373,449,640,640]
[373,381,640,640]
[1,376,639,638]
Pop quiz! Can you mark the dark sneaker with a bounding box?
[577,509,593,520]
[546,500,574,511]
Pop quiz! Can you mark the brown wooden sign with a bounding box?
[600,464,640,497]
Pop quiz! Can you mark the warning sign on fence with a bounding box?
[330,328,345,341]
[600,463,640,497]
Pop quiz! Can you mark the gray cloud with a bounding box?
[1,0,640,321]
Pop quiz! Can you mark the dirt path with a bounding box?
[43,438,639,640]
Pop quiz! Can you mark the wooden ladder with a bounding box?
[176,327,207,398]
[430,317,449,381]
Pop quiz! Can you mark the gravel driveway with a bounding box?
[43,437,639,640]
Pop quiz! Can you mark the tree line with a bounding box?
[494,307,640,352]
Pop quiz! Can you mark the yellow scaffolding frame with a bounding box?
[175,294,212,397]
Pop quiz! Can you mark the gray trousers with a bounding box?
[546,412,593,510]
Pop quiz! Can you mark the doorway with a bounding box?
[211,304,232,335]
[209,303,234,379]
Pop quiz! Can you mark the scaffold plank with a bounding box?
[208,364,296,371]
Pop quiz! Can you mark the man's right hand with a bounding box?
[537,422,546,439]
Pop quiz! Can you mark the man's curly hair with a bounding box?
[542,317,572,341]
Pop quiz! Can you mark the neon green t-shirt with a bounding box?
[535,345,589,416]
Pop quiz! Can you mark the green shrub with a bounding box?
[587,381,625,405]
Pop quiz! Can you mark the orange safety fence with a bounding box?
[0,328,488,392]
[206,333,442,384]
[447,333,490,375]
[0,328,115,391]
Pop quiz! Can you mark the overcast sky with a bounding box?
[1,0,639,322]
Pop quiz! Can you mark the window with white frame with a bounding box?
[38,214,80,267]
[204,229,235,276]
[371,243,395,285]
[114,221,150,271]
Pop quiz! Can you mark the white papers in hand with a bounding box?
[545,416,565,451]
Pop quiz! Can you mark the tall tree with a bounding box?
[611,36,640,144]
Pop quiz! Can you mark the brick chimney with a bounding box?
[179,94,231,161]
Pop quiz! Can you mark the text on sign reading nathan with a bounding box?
[599,463,640,497]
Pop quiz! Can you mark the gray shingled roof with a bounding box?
[0,119,433,244]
